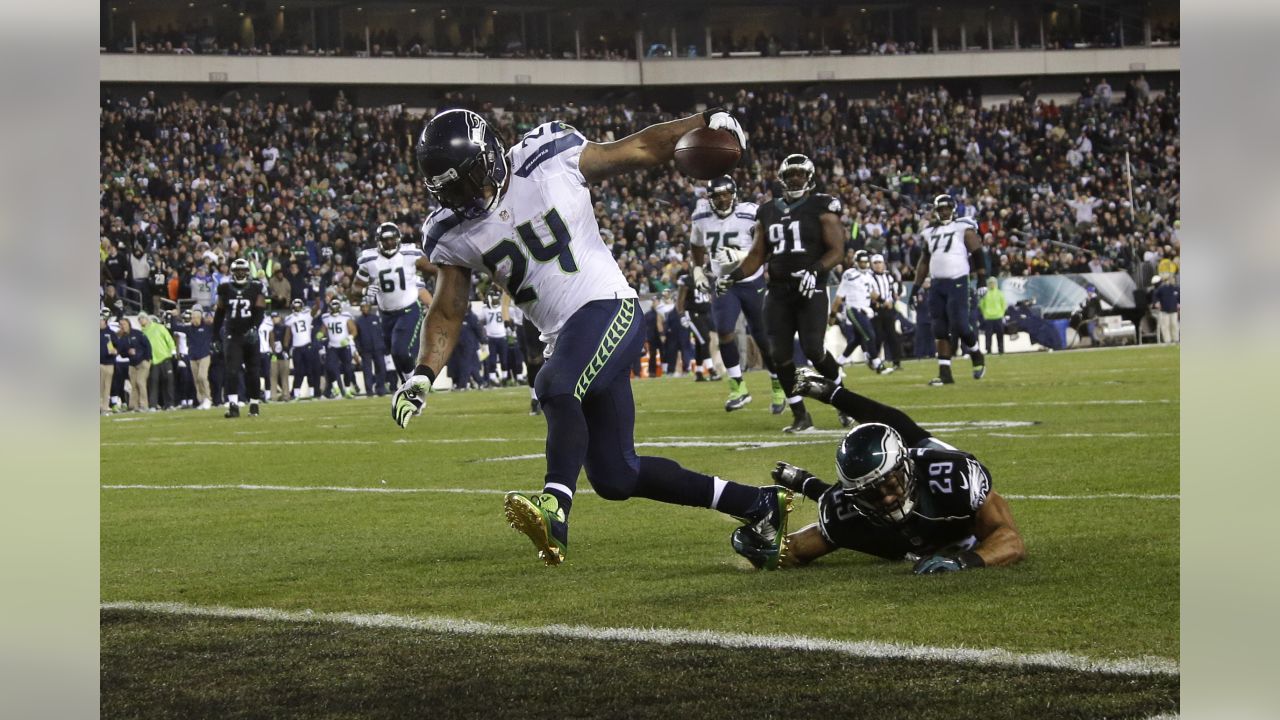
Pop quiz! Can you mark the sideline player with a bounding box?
[351,222,437,383]
[732,369,1025,573]
[675,263,717,382]
[830,250,890,375]
[689,175,784,412]
[394,108,792,567]
[320,298,360,398]
[719,154,845,433]
[285,298,318,399]
[212,258,266,418]
[914,195,985,386]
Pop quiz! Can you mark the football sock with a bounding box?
[826,387,932,446]
[726,364,742,380]
[720,340,741,373]
[815,351,841,380]
[633,456,713,508]
[539,394,588,517]
[228,394,239,405]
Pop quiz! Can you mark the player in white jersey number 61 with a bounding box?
[393,107,796,568]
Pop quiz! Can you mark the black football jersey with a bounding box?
[754,193,842,285]
[680,272,712,314]
[816,437,992,560]
[217,281,265,335]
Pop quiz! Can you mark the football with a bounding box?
[674,127,742,179]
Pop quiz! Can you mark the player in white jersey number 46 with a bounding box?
[393,107,798,569]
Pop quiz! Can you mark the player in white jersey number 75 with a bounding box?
[393,107,796,567]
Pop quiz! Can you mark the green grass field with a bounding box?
[101,347,1179,719]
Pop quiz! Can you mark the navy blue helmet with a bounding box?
[415,109,508,220]
[932,194,957,223]
[376,222,401,257]
[708,175,737,218]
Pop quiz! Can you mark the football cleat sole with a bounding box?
[769,403,786,415]
[724,393,753,412]
[503,492,565,566]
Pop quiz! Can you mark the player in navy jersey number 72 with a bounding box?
[394,107,796,568]
[731,369,1025,573]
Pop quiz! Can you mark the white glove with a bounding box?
[706,110,748,150]
[691,265,711,294]
[391,368,433,429]
[792,269,818,298]
[680,314,691,329]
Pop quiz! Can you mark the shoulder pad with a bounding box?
[422,208,463,257]
[690,211,714,221]
[957,216,978,230]
[511,121,586,179]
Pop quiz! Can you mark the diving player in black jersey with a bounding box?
[213,258,268,418]
[720,154,845,433]
[732,368,1025,573]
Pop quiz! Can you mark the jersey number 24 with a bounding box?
[481,208,578,304]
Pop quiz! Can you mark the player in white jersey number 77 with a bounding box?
[393,107,795,568]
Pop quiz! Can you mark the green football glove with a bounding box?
[391,365,435,429]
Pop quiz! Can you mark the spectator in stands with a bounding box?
[100,311,116,415]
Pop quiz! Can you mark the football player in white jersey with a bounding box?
[829,250,889,375]
[350,222,437,382]
[394,108,793,568]
[913,195,986,386]
[320,298,360,398]
[285,298,319,399]
[481,284,512,386]
[689,175,785,412]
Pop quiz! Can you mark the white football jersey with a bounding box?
[422,121,636,342]
[258,317,273,353]
[483,306,506,339]
[320,312,353,348]
[285,311,313,347]
[508,303,525,326]
[921,216,979,280]
[689,199,761,280]
[356,244,426,312]
[836,268,874,312]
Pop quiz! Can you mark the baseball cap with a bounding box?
[870,253,885,263]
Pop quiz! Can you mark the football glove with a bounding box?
[771,461,816,494]
[679,314,691,329]
[391,366,434,429]
[704,108,748,150]
[791,269,818,298]
[793,368,839,404]
[273,341,283,354]
[715,274,736,293]
[691,265,711,294]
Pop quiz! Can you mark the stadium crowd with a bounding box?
[99,78,1179,409]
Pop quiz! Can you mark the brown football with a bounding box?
[674,127,742,180]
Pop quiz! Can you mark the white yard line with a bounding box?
[100,600,1178,677]
[101,484,1177,502]
[988,432,1177,439]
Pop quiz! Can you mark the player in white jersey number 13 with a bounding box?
[914,194,986,386]
[393,107,795,568]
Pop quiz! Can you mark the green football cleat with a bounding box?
[503,491,568,566]
[769,378,786,414]
[724,377,752,412]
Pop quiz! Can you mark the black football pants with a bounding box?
[223,333,262,402]
[764,284,840,399]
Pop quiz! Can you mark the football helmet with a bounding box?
[329,298,342,314]
[708,175,737,218]
[834,422,916,524]
[291,298,304,313]
[778,154,815,201]
[230,258,251,286]
[485,285,502,308]
[415,109,508,220]
[854,250,871,270]
[181,309,192,324]
[376,222,402,257]
[932,194,957,223]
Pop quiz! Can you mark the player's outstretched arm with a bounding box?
[579,109,745,183]
[391,264,469,429]
[970,491,1025,567]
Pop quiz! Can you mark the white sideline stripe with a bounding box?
[988,432,1177,439]
[101,485,1177,501]
[101,438,513,447]
[898,399,1174,410]
[100,600,1178,677]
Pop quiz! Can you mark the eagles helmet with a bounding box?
[416,109,508,220]
[932,194,957,223]
[835,423,917,525]
[708,175,737,218]
[376,222,402,257]
[854,249,871,270]
[230,258,251,286]
[778,154,815,201]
